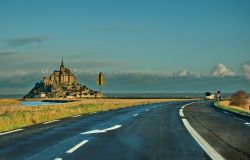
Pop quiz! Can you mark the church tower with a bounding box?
[60,57,65,73]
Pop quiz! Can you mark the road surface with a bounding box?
[183,101,250,160]
[1,101,248,160]
[0,101,210,160]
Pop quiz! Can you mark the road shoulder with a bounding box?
[182,101,250,160]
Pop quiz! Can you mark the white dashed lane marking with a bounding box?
[145,109,149,111]
[66,140,89,153]
[133,114,138,117]
[244,122,250,127]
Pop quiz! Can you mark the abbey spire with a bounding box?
[61,57,64,67]
[60,57,65,72]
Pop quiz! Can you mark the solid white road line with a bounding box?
[180,103,225,160]
[72,115,81,118]
[182,119,225,160]
[66,140,88,153]
[43,120,59,124]
[133,114,138,117]
[179,109,184,117]
[0,128,24,136]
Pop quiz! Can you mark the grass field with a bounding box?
[0,98,20,107]
[0,98,187,133]
[214,100,250,117]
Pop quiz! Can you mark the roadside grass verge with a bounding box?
[0,98,187,133]
[0,99,20,107]
[214,101,250,117]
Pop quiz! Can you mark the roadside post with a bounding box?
[216,90,221,102]
[96,72,106,95]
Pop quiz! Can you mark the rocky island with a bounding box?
[24,59,100,98]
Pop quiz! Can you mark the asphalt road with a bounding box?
[0,101,210,160]
[183,101,250,160]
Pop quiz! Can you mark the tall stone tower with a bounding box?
[60,57,65,73]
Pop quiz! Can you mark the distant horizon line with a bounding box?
[0,92,239,96]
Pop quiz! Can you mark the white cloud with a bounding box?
[95,70,204,78]
[242,62,250,80]
[211,64,235,77]
[173,69,203,78]
[175,70,189,76]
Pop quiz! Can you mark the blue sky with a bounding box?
[0,0,249,94]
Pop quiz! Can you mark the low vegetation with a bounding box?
[215,101,250,116]
[0,98,186,132]
[0,98,20,107]
[215,90,250,116]
[230,90,249,107]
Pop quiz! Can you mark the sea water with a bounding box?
[21,101,64,106]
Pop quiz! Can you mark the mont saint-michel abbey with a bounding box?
[43,59,77,88]
[24,59,99,98]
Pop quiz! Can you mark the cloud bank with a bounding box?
[242,62,250,80]
[0,69,248,95]
[0,62,248,95]
[173,70,203,78]
[211,64,235,77]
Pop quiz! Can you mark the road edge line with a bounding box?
[0,128,24,136]
[43,120,59,124]
[180,102,225,160]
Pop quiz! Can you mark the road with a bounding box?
[183,101,250,160]
[0,101,211,160]
[1,101,249,160]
